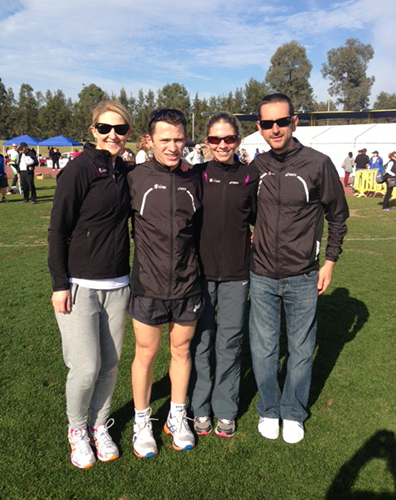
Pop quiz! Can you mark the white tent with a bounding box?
[241,123,396,176]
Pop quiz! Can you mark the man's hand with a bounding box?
[317,260,336,295]
[51,290,71,313]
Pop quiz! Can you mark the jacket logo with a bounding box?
[98,168,107,173]
[229,181,240,185]
[285,173,297,177]
[209,178,221,183]
[154,184,166,189]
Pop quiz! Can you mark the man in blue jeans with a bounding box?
[249,94,349,444]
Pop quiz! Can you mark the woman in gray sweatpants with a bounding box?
[189,112,258,438]
[48,100,132,469]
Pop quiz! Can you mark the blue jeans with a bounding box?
[249,270,318,423]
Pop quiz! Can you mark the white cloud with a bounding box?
[0,0,394,108]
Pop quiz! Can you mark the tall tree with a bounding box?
[322,38,375,111]
[3,88,17,137]
[16,83,39,136]
[373,92,396,110]
[134,89,156,138]
[244,78,269,113]
[39,89,72,138]
[265,41,314,111]
[73,83,107,141]
[191,93,210,142]
[156,83,191,119]
[0,78,8,137]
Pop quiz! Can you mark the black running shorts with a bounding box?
[129,294,203,325]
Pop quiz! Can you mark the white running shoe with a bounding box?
[133,409,158,459]
[258,417,280,440]
[282,420,305,444]
[163,410,195,451]
[68,427,96,469]
[89,418,119,462]
[194,416,213,436]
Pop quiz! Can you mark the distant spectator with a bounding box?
[369,150,383,170]
[238,148,250,164]
[17,142,37,204]
[254,148,260,158]
[135,135,150,164]
[355,149,369,170]
[382,151,396,212]
[342,152,354,187]
[6,143,19,192]
[0,153,9,203]
[52,148,61,170]
[185,144,204,165]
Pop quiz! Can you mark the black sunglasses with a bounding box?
[148,109,186,129]
[259,116,294,130]
[207,135,238,145]
[94,123,130,135]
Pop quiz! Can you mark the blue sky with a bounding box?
[0,0,394,109]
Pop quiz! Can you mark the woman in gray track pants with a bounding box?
[189,112,258,438]
[48,100,132,469]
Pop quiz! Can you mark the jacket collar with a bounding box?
[270,137,303,163]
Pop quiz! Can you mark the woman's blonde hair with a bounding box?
[92,100,132,129]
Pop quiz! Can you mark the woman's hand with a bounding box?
[51,290,71,313]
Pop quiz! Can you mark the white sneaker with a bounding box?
[89,418,119,462]
[258,417,280,440]
[133,409,158,458]
[282,420,304,444]
[163,410,195,451]
[68,427,96,469]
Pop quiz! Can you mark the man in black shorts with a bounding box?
[127,109,202,458]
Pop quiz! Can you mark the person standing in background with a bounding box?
[342,152,354,187]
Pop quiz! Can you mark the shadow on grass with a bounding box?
[309,287,369,408]
[326,430,396,499]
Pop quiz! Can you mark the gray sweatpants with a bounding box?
[189,279,249,421]
[55,284,130,429]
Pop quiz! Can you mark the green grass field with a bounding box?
[0,180,395,499]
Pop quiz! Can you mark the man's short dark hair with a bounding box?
[257,94,295,118]
[148,108,187,136]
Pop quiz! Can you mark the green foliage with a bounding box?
[0,186,395,499]
[16,83,39,137]
[374,92,396,110]
[322,39,375,111]
[0,36,392,143]
[265,41,314,111]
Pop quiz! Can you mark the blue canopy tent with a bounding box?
[38,135,82,148]
[2,134,41,155]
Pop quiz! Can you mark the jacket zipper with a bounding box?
[275,164,282,278]
[217,170,227,280]
[168,173,174,299]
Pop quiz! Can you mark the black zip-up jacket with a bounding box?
[251,138,349,279]
[199,159,258,281]
[128,157,202,300]
[48,142,132,291]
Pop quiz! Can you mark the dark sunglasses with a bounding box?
[148,109,186,129]
[94,123,130,135]
[207,135,238,145]
[259,116,293,130]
